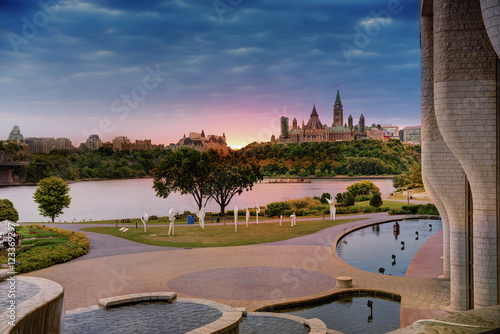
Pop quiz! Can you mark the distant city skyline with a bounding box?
[1,0,421,149]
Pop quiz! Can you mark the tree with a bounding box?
[33,176,71,222]
[369,193,383,207]
[0,199,19,222]
[152,148,212,210]
[207,150,263,216]
[346,180,380,197]
[320,192,331,204]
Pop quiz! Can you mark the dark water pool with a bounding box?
[0,279,40,309]
[277,295,400,334]
[337,219,442,276]
[63,301,222,334]
[240,315,309,334]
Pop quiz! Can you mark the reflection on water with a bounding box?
[337,219,442,277]
[240,315,309,334]
[63,302,222,334]
[276,295,400,334]
[0,178,394,222]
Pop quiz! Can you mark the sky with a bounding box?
[0,0,421,149]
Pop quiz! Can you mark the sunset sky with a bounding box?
[1,0,420,149]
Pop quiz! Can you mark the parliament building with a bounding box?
[272,91,380,144]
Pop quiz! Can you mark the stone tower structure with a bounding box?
[358,114,365,135]
[333,90,343,127]
[421,0,500,310]
[348,115,353,130]
[292,118,297,130]
[280,116,289,138]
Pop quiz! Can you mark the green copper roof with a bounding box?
[335,90,341,105]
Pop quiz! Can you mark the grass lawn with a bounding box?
[389,187,430,200]
[351,200,414,210]
[81,218,364,248]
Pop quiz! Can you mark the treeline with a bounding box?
[25,147,169,183]
[239,139,420,177]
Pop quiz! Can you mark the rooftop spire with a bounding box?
[335,90,341,105]
[311,103,318,117]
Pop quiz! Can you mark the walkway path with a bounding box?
[24,213,449,329]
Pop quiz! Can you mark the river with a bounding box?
[0,178,395,222]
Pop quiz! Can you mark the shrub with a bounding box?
[296,209,305,216]
[356,195,371,202]
[389,208,409,215]
[416,203,440,215]
[336,206,350,214]
[361,206,373,213]
[369,193,383,207]
[283,209,293,216]
[402,205,419,214]
[183,210,192,215]
[267,201,292,216]
[323,209,330,215]
[380,207,390,212]
[350,207,360,213]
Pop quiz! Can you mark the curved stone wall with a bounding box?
[433,0,499,308]
[0,275,64,334]
[481,0,500,57]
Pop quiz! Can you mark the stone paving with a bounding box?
[24,213,450,329]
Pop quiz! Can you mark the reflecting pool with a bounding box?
[240,315,309,334]
[337,219,442,276]
[63,301,222,334]
[276,295,400,334]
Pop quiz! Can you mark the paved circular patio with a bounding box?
[168,266,336,300]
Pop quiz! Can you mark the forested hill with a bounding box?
[239,139,420,177]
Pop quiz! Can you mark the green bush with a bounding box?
[389,208,410,215]
[296,209,305,216]
[283,209,293,216]
[350,207,360,213]
[319,192,332,204]
[356,195,371,202]
[267,201,292,216]
[402,205,419,214]
[369,193,383,207]
[362,206,373,213]
[336,206,350,214]
[416,203,439,215]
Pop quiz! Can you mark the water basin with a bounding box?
[337,219,442,276]
[63,301,222,334]
[276,294,400,334]
[240,315,310,334]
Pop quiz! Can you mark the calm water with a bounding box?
[240,315,309,334]
[336,219,443,276]
[277,295,400,334]
[0,178,394,222]
[63,301,222,334]
[0,280,40,309]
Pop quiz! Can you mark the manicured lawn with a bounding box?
[81,218,364,248]
[351,200,414,210]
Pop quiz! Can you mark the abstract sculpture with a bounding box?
[290,212,296,226]
[255,203,260,224]
[245,208,250,228]
[326,195,336,221]
[141,212,149,233]
[168,208,176,236]
[279,215,282,226]
[234,205,238,232]
[196,207,206,230]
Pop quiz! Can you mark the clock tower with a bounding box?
[333,90,343,127]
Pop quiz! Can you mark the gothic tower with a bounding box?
[359,114,365,135]
[348,115,353,130]
[333,90,343,127]
[280,116,289,138]
[292,118,297,130]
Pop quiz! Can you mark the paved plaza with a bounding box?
[24,213,450,328]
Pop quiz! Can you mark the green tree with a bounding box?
[0,199,19,222]
[33,176,71,222]
[207,151,263,216]
[369,193,383,207]
[320,192,332,204]
[346,180,380,196]
[152,148,212,210]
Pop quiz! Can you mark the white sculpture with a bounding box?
[255,203,260,224]
[141,213,149,233]
[290,212,296,227]
[196,207,206,230]
[245,208,250,228]
[279,215,282,226]
[168,208,176,236]
[326,195,336,221]
[234,205,238,232]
